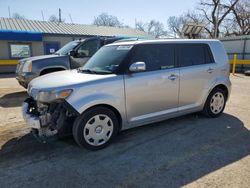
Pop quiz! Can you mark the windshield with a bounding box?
[81,45,133,74]
[55,41,79,55]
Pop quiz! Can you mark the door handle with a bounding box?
[207,68,214,73]
[168,74,178,81]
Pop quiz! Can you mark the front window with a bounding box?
[80,45,132,74]
[76,40,99,57]
[130,44,175,72]
[56,41,79,55]
[10,44,31,58]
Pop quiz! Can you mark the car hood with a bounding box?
[20,54,65,63]
[28,69,116,91]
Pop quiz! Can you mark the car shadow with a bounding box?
[0,74,15,79]
[0,91,28,108]
[0,113,249,187]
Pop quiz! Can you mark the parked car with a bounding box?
[22,39,231,150]
[16,37,127,88]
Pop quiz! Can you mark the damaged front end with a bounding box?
[22,97,79,142]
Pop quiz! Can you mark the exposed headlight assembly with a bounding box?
[37,89,73,103]
[22,60,32,72]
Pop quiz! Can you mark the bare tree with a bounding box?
[229,0,250,35]
[135,21,147,32]
[136,20,167,38]
[167,15,187,37]
[48,15,65,23]
[93,13,123,27]
[49,15,59,22]
[198,0,240,38]
[12,13,26,20]
[167,11,206,38]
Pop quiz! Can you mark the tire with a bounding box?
[203,88,226,118]
[72,107,119,150]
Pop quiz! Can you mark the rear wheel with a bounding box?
[72,107,119,150]
[203,88,226,118]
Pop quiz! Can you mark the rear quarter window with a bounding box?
[204,44,215,64]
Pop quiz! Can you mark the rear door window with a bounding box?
[130,44,175,72]
[178,44,206,67]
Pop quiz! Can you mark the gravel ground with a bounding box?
[0,74,250,188]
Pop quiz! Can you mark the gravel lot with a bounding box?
[0,74,250,188]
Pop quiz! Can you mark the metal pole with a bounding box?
[233,54,237,75]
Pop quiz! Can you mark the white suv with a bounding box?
[22,39,231,150]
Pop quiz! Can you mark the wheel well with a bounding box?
[84,104,123,131]
[213,84,229,100]
[40,68,65,75]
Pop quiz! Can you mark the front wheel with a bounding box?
[203,88,226,118]
[73,107,119,150]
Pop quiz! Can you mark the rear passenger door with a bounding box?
[178,43,217,110]
[124,44,179,125]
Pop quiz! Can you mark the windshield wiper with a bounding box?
[78,68,98,74]
[78,68,112,75]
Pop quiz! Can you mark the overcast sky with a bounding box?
[0,0,198,27]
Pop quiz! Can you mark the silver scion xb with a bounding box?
[22,39,231,150]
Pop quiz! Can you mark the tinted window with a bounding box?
[204,45,214,64]
[77,40,99,57]
[130,44,175,72]
[178,44,206,67]
[56,41,79,55]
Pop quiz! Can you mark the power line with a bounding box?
[69,13,73,24]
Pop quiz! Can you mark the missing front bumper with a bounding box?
[22,98,78,140]
[22,100,58,139]
[22,102,41,129]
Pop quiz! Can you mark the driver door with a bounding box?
[124,44,179,126]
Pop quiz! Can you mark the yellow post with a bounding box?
[232,54,237,75]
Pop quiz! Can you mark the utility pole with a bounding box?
[214,0,220,38]
[8,6,11,18]
[59,8,62,23]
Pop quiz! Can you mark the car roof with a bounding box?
[107,39,221,46]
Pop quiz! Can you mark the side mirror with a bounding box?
[69,50,77,57]
[129,62,146,73]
